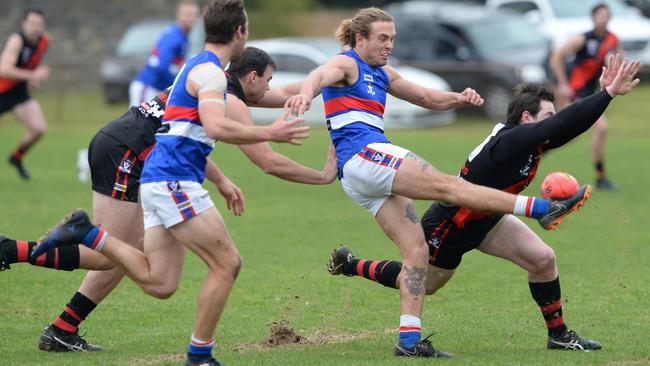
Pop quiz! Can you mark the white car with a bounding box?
[246,37,456,129]
[485,0,650,63]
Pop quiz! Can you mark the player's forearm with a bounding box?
[259,152,329,184]
[204,159,226,185]
[207,116,272,144]
[423,90,463,110]
[550,53,569,85]
[0,65,34,81]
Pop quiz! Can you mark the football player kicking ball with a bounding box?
[327,54,640,352]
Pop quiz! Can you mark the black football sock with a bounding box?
[343,258,401,289]
[1,238,80,270]
[52,292,98,334]
[529,276,568,336]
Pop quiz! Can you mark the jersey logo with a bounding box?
[586,39,599,56]
[519,154,535,176]
[367,84,376,95]
[363,74,373,82]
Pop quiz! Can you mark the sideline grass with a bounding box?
[1,88,649,365]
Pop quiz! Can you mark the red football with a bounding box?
[541,172,579,199]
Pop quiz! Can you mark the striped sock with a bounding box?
[348,259,401,289]
[82,227,108,252]
[514,196,549,219]
[1,238,80,270]
[52,292,97,334]
[529,277,568,336]
[399,315,421,348]
[188,334,214,357]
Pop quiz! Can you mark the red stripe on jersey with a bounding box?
[164,105,200,123]
[324,95,385,116]
[138,144,154,161]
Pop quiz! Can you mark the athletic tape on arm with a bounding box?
[188,63,227,103]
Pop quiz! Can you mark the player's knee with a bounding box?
[402,241,429,262]
[143,283,178,299]
[533,247,556,276]
[232,254,243,278]
[31,122,47,136]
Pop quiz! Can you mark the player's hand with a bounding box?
[269,109,310,145]
[458,87,484,107]
[215,175,245,216]
[321,144,338,184]
[29,65,50,88]
[284,94,312,116]
[557,82,574,99]
[605,57,641,97]
[599,53,622,89]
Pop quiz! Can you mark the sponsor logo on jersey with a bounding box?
[363,74,373,82]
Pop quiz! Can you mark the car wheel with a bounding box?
[483,84,511,121]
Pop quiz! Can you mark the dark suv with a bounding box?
[387,1,551,120]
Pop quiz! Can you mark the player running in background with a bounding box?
[550,3,622,190]
[129,0,199,106]
[1,45,335,354]
[26,1,310,365]
[0,8,49,180]
[328,54,640,352]
[285,7,593,358]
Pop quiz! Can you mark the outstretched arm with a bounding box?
[285,55,353,115]
[384,66,483,110]
[494,56,641,159]
[205,159,245,216]
[228,96,337,184]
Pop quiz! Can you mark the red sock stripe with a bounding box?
[399,326,421,332]
[525,197,534,217]
[90,230,105,250]
[35,253,46,266]
[191,338,215,346]
[368,261,379,281]
[65,306,82,321]
[356,259,366,277]
[54,248,59,269]
[540,300,562,314]
[546,316,565,329]
[378,260,391,275]
[53,318,77,333]
[13,151,24,160]
[16,240,29,262]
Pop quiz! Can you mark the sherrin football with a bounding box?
[540,172,579,199]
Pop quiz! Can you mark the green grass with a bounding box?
[1,88,649,365]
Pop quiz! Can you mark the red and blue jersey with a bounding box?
[140,50,223,184]
[322,50,390,175]
[136,23,188,91]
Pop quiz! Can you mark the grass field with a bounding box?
[1,87,649,366]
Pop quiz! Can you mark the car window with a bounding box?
[465,15,547,58]
[436,24,474,61]
[498,1,540,14]
[549,0,628,17]
[271,54,318,74]
[393,20,437,61]
[116,22,168,57]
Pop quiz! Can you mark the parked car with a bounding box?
[485,0,650,64]
[246,37,456,128]
[100,19,202,104]
[386,1,550,120]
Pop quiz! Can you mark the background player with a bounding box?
[328,54,640,352]
[1,46,335,352]
[0,8,49,180]
[550,2,622,190]
[285,7,591,358]
[129,0,199,106]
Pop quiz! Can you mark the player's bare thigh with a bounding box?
[169,206,240,274]
[391,151,456,200]
[12,99,47,133]
[477,215,557,280]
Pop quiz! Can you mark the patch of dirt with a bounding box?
[233,319,394,353]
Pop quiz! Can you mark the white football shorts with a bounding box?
[141,180,214,229]
[341,142,410,217]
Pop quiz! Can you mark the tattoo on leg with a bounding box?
[402,265,425,297]
[406,152,431,172]
[405,202,419,224]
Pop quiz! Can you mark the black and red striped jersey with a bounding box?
[569,30,618,98]
[0,32,49,92]
[439,90,613,228]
